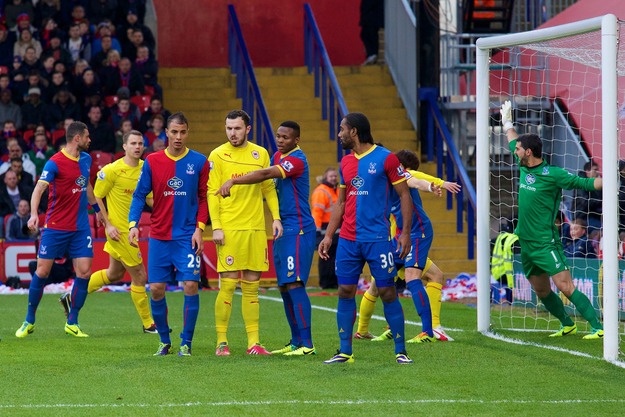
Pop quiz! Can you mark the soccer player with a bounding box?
[356,157,460,342]
[216,121,316,356]
[128,112,209,356]
[61,130,156,333]
[500,100,603,339]
[318,112,414,365]
[208,110,282,356]
[16,121,103,339]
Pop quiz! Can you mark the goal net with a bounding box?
[475,15,625,362]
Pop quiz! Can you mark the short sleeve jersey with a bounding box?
[38,149,91,232]
[390,169,433,239]
[129,148,209,241]
[272,146,315,236]
[339,145,406,242]
[208,141,274,231]
[510,139,596,242]
[94,158,153,231]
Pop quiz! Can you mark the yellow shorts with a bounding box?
[104,232,143,267]
[217,229,269,272]
[394,257,432,281]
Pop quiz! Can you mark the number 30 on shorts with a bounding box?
[379,252,394,269]
[187,254,200,268]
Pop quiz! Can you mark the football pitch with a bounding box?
[2,290,624,417]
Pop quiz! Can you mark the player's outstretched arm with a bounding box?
[501,100,519,142]
[216,166,282,198]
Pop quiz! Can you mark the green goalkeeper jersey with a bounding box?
[510,139,597,242]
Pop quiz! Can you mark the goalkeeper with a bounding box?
[500,100,603,339]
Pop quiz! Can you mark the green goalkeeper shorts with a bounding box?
[519,238,569,278]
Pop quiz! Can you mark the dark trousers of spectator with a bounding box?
[317,233,338,289]
[360,25,380,58]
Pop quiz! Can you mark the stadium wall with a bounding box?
[153,0,363,67]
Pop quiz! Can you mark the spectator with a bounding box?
[65,22,91,63]
[1,123,27,155]
[104,57,144,97]
[0,75,12,95]
[40,31,72,68]
[38,17,61,50]
[359,0,384,65]
[5,199,35,241]
[311,167,339,289]
[118,8,155,52]
[97,48,120,92]
[15,69,48,106]
[14,29,42,59]
[89,0,119,26]
[60,3,88,31]
[563,218,596,258]
[0,157,35,191]
[35,2,62,30]
[0,25,17,68]
[5,2,36,32]
[0,90,23,129]
[45,88,81,130]
[138,95,171,132]
[85,104,115,152]
[70,58,90,89]
[114,117,132,152]
[134,44,161,98]
[143,137,165,157]
[143,113,166,147]
[15,47,41,83]
[91,20,122,56]
[39,55,57,84]
[0,140,37,179]
[21,87,48,131]
[109,96,139,131]
[27,132,55,177]
[75,67,102,109]
[45,71,69,103]
[90,34,114,73]
[572,160,602,235]
[0,170,32,219]
[117,0,147,24]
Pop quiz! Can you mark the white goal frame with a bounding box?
[475,14,620,361]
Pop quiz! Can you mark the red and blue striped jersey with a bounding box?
[272,146,315,236]
[129,148,209,240]
[339,145,406,242]
[38,149,91,232]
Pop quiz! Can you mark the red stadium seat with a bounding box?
[89,151,114,185]
[114,151,125,160]
[131,95,151,114]
[104,95,119,108]
[22,129,34,145]
[144,85,155,97]
[0,66,9,75]
[52,129,66,147]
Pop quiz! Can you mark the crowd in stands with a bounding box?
[0,0,169,240]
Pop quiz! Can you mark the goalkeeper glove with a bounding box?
[500,100,514,133]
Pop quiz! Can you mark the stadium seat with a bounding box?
[0,66,8,75]
[89,151,114,184]
[22,129,34,145]
[114,150,125,160]
[52,129,66,147]
[131,95,151,114]
[144,85,155,97]
[104,95,119,108]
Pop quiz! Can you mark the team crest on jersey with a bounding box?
[542,166,550,175]
[351,176,364,189]
[209,161,214,171]
[167,177,183,189]
[368,162,377,174]
[525,174,536,185]
[251,150,260,160]
[281,160,294,172]
[186,164,195,175]
[39,245,47,255]
[226,255,234,265]
[97,171,105,181]
[75,175,87,188]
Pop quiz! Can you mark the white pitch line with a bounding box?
[2,398,625,410]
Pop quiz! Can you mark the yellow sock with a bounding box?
[357,292,378,334]
[426,282,443,328]
[215,278,237,345]
[130,284,153,328]
[88,270,110,294]
[240,280,260,348]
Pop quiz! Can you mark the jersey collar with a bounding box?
[354,144,376,160]
[165,147,189,161]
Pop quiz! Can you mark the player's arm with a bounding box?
[216,166,281,197]
[259,158,282,238]
[128,161,153,247]
[192,161,210,255]
[318,186,345,260]
[95,196,120,241]
[393,180,413,259]
[27,181,48,231]
[500,100,519,142]
[409,170,461,194]
[593,177,602,190]
[207,154,225,245]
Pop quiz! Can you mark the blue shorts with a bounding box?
[147,238,201,283]
[394,233,432,270]
[273,231,315,286]
[38,228,93,259]
[335,237,396,287]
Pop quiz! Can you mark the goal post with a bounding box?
[475,14,620,362]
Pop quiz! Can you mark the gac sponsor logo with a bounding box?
[168,177,183,189]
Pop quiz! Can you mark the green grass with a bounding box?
[2,290,625,417]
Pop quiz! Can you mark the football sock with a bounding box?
[130,284,153,328]
[215,278,237,344]
[426,282,443,328]
[181,294,199,349]
[383,296,406,354]
[337,297,356,355]
[357,291,378,335]
[88,269,110,294]
[241,280,260,348]
[288,285,313,348]
[280,290,301,346]
[25,273,46,324]
[67,277,89,325]
[569,289,603,329]
[540,291,575,327]
[407,279,433,337]
[150,297,171,344]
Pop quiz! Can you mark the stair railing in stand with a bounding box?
[420,87,476,259]
[303,3,349,162]
[227,5,276,154]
